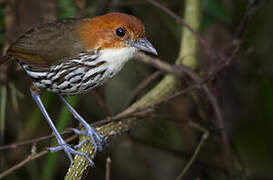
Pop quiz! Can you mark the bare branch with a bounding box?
[127,71,164,106]
[176,121,209,180]
[145,0,213,58]
[0,150,48,179]
[105,156,111,180]
[0,135,77,179]
[0,130,72,151]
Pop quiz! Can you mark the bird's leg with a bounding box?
[59,95,105,154]
[30,88,94,166]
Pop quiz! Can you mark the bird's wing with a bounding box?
[7,18,88,67]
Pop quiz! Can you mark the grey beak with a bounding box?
[125,37,158,55]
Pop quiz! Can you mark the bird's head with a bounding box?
[78,12,158,55]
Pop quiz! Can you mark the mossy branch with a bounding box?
[65,0,201,179]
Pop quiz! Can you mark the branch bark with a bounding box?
[65,0,201,179]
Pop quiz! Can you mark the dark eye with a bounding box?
[116,27,126,37]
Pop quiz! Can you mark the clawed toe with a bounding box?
[70,126,105,153]
[74,140,88,149]
[68,128,87,135]
[48,142,94,166]
[48,145,63,152]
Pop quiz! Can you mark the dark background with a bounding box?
[0,0,273,179]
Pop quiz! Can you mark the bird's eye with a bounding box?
[115,27,126,38]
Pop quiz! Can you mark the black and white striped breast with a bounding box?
[21,53,110,95]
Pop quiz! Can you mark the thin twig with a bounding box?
[0,150,48,179]
[235,1,258,38]
[0,86,7,168]
[207,1,258,80]
[135,53,183,78]
[0,86,7,138]
[176,121,209,180]
[105,156,111,180]
[93,83,201,128]
[92,88,113,115]
[145,0,213,58]
[130,133,227,175]
[127,71,164,106]
[135,52,235,178]
[0,130,72,151]
[0,135,77,179]
[231,142,249,178]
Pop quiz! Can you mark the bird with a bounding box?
[6,12,157,166]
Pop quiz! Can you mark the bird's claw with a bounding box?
[74,139,88,149]
[70,126,106,153]
[48,142,94,167]
[68,128,87,135]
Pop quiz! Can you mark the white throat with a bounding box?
[99,47,136,75]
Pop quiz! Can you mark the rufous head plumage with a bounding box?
[78,12,157,55]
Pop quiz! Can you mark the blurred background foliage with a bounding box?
[0,0,273,179]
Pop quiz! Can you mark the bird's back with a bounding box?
[7,18,86,67]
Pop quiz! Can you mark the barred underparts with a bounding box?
[21,53,110,95]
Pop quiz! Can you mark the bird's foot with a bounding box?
[69,126,107,153]
[48,141,94,167]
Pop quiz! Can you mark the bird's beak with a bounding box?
[125,37,158,55]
